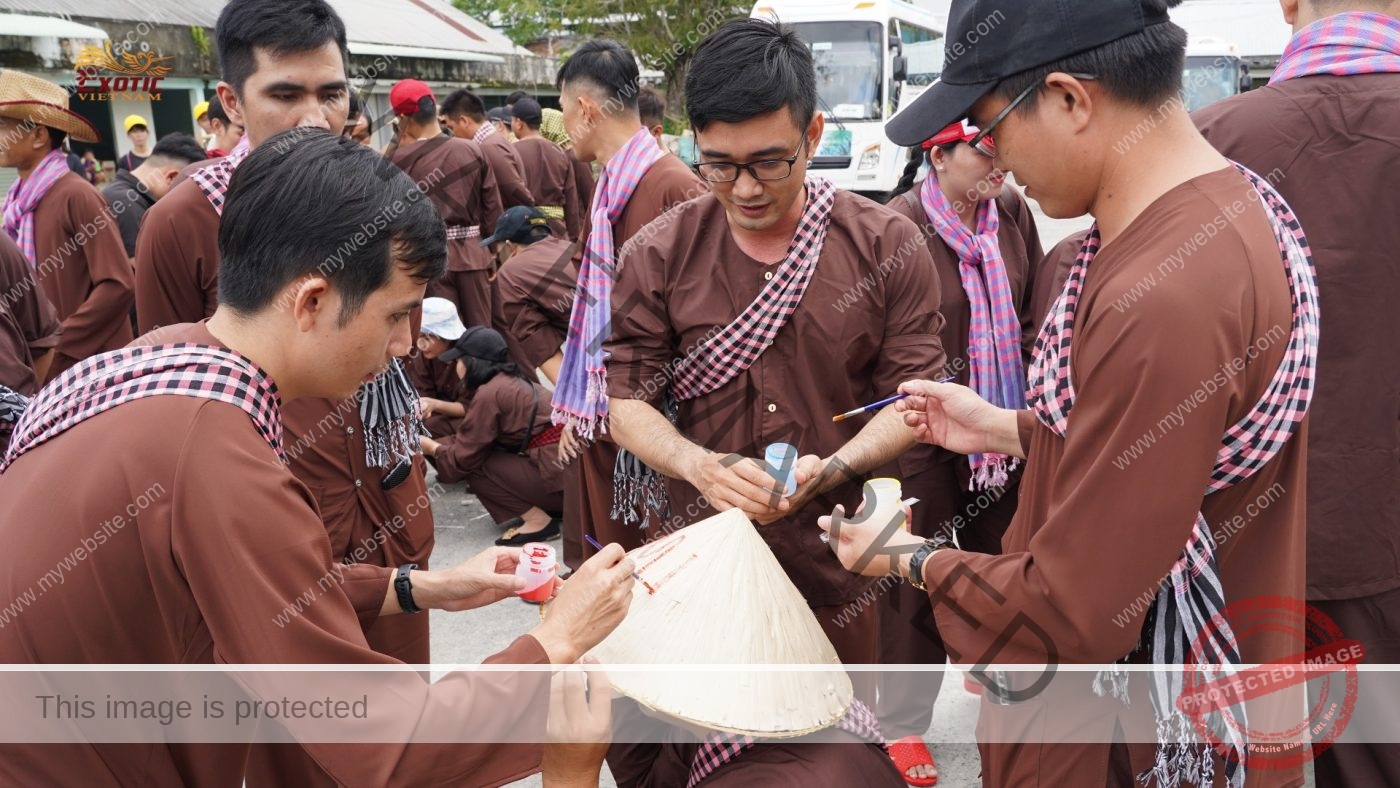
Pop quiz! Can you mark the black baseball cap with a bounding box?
[886,0,1172,147]
[481,205,552,247]
[513,98,543,126]
[439,325,510,364]
[486,106,513,123]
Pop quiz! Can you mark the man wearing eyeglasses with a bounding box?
[601,18,946,701]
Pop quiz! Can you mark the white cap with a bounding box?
[420,297,467,341]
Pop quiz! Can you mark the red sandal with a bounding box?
[889,735,938,787]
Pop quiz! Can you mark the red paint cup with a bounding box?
[516,544,557,603]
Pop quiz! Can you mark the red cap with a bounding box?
[922,119,981,150]
[389,79,435,116]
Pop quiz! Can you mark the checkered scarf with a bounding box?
[472,122,497,144]
[919,174,1024,490]
[540,108,570,147]
[0,385,27,448]
[1027,163,1318,788]
[611,178,837,525]
[551,127,667,441]
[2,149,71,268]
[1271,11,1400,84]
[190,135,252,216]
[686,699,886,788]
[357,358,424,469]
[1,343,283,473]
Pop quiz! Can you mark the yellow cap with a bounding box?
[193,100,209,120]
[123,114,148,133]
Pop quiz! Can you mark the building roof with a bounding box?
[0,0,524,57]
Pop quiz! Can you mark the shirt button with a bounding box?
[346,426,354,435]
[764,271,774,281]
[354,479,363,488]
[767,403,777,413]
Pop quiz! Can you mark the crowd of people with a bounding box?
[0,0,1395,785]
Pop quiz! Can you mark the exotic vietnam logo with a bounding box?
[74,41,173,101]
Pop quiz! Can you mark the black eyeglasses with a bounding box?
[968,73,1097,153]
[693,137,808,184]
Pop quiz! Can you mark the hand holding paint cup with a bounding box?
[867,478,907,531]
[516,543,558,603]
[764,443,799,497]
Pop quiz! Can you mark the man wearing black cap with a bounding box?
[511,98,581,241]
[822,1,1317,786]
[387,78,503,329]
[487,205,576,380]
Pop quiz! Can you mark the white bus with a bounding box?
[751,0,946,200]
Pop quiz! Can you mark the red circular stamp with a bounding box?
[1175,595,1362,771]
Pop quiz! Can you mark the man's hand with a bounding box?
[411,546,527,612]
[420,397,444,418]
[533,544,635,665]
[896,380,1012,456]
[818,501,921,578]
[685,451,789,523]
[777,454,854,522]
[419,435,440,458]
[542,660,612,788]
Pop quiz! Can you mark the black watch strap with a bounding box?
[395,563,421,614]
[908,540,941,592]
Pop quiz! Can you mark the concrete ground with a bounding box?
[425,201,1313,787]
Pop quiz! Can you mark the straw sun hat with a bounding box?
[567,508,854,737]
[0,69,100,143]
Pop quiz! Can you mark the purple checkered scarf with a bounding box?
[920,174,1024,490]
[551,127,666,440]
[3,149,71,267]
[611,178,837,524]
[190,135,252,216]
[1,343,283,473]
[472,122,497,144]
[686,698,885,788]
[1271,11,1400,84]
[1027,163,1318,788]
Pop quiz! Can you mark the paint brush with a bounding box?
[831,375,957,422]
[585,534,655,594]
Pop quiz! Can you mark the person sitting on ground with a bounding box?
[408,296,467,437]
[420,326,566,547]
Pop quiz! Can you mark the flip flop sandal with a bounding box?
[889,735,938,787]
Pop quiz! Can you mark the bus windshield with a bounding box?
[1182,55,1242,112]
[789,21,884,121]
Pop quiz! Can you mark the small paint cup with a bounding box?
[516,543,557,603]
[764,443,799,497]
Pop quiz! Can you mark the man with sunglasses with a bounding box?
[817,1,1317,786]
[601,18,946,702]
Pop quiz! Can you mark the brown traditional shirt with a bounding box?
[1197,72,1400,601]
[606,189,947,607]
[478,131,533,210]
[0,232,59,395]
[491,236,577,369]
[513,137,581,241]
[134,178,221,333]
[433,372,562,491]
[30,172,134,377]
[392,137,502,274]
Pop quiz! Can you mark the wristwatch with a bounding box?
[395,563,421,614]
[907,539,949,592]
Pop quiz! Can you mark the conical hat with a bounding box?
[587,508,853,737]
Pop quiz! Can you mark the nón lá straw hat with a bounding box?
[575,508,854,737]
[0,69,100,143]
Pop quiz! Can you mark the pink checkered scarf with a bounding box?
[473,122,497,144]
[1,343,283,473]
[1271,11,1400,84]
[190,135,252,216]
[686,698,885,788]
[670,177,835,399]
[2,149,71,267]
[919,174,1024,490]
[551,127,666,441]
[1027,163,1318,788]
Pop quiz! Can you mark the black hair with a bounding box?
[207,95,230,125]
[440,88,487,121]
[150,132,208,166]
[637,86,664,127]
[409,95,436,126]
[45,127,67,151]
[461,356,530,390]
[889,147,925,200]
[686,18,816,133]
[216,0,349,94]
[505,90,531,106]
[555,39,641,111]
[993,0,1187,116]
[217,129,445,324]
